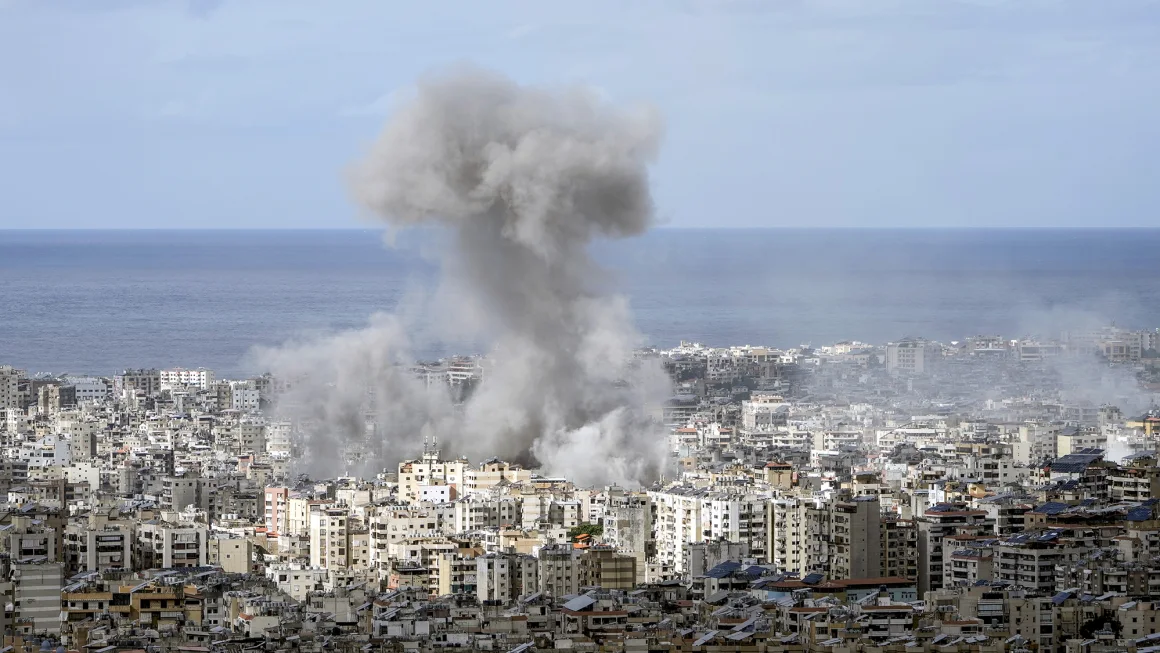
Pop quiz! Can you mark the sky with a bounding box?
[1,0,1159,229]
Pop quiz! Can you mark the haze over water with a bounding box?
[3,228,1158,377]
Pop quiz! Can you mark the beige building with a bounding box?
[463,459,533,494]
[436,549,481,596]
[64,514,132,574]
[309,507,351,569]
[209,536,252,573]
[578,546,636,590]
[538,544,579,598]
[398,448,469,505]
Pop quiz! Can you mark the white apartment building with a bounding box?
[64,376,109,404]
[703,495,772,564]
[741,394,789,432]
[18,434,72,468]
[398,452,469,505]
[266,420,292,456]
[160,367,215,390]
[649,487,706,575]
[230,383,261,411]
[65,521,132,573]
[453,496,522,533]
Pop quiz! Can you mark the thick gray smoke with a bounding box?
[256,68,670,487]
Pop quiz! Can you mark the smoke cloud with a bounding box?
[255,67,670,487]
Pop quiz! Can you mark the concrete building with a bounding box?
[209,535,252,573]
[538,544,579,598]
[309,507,351,569]
[38,383,76,414]
[115,368,161,396]
[264,487,289,536]
[64,520,132,574]
[740,394,789,432]
[814,495,882,580]
[12,561,64,634]
[135,521,209,569]
[160,367,216,390]
[916,505,996,596]
[476,552,538,605]
[578,546,637,590]
[0,364,25,411]
[881,517,919,581]
[885,338,939,375]
[1,515,59,561]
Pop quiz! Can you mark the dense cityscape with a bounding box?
[3,326,1160,653]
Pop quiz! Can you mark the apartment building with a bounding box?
[264,487,289,536]
[159,367,215,390]
[0,364,23,411]
[476,552,538,605]
[115,368,161,396]
[538,544,579,598]
[578,546,637,590]
[309,507,351,569]
[885,338,939,375]
[135,520,209,569]
[916,504,995,596]
[12,561,64,634]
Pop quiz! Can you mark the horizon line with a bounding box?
[4,225,1160,232]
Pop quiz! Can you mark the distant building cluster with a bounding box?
[4,327,1160,653]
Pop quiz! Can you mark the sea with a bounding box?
[3,228,1160,378]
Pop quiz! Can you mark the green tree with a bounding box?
[1080,614,1122,639]
[568,523,603,540]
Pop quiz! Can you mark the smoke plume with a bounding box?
[256,68,670,487]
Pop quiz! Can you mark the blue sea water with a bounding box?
[2,228,1159,377]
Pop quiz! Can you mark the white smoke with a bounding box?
[255,67,671,487]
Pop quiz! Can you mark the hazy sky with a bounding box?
[2,0,1159,229]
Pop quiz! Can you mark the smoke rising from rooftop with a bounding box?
[258,68,670,486]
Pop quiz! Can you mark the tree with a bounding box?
[1080,614,1122,639]
[568,523,603,540]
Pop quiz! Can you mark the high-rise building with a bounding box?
[159,367,215,390]
[135,521,209,569]
[309,507,351,569]
[885,338,939,375]
[0,365,23,412]
[538,544,579,598]
[916,504,996,596]
[264,487,290,536]
[115,368,161,396]
[12,561,64,634]
[476,552,537,604]
[578,545,637,590]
